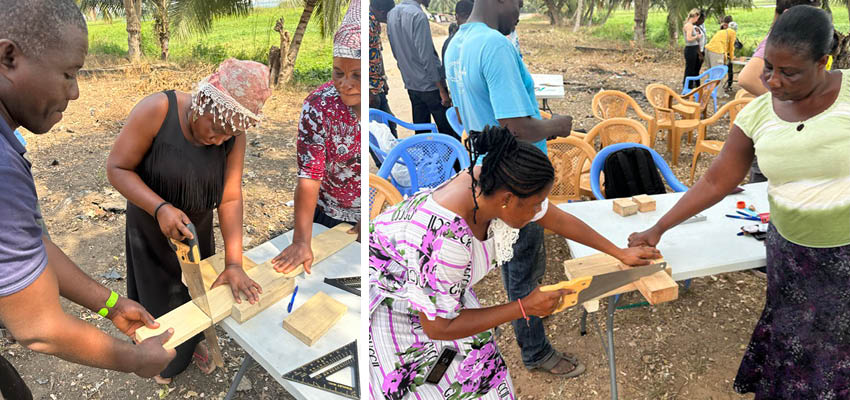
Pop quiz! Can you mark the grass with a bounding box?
[86,6,334,85]
[590,5,850,56]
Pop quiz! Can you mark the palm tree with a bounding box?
[79,0,251,62]
[274,0,349,84]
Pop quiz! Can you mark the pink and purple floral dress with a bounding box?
[369,189,516,400]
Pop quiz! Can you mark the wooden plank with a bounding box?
[136,227,354,348]
[282,292,347,347]
[199,254,257,291]
[282,224,357,278]
[563,254,677,312]
[631,194,656,212]
[613,198,638,216]
[231,262,295,323]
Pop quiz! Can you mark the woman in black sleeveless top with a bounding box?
[106,60,271,383]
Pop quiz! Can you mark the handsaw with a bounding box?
[170,223,224,368]
[540,261,667,313]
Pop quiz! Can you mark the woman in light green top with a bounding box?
[631,6,850,399]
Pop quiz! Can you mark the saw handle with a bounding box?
[168,222,200,263]
[539,276,593,314]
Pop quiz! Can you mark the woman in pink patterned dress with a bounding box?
[369,126,661,399]
[273,0,361,274]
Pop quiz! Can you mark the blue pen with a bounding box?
[725,214,759,221]
[738,209,759,218]
[287,285,299,313]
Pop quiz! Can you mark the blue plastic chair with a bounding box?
[376,134,471,196]
[589,143,688,200]
[682,65,728,112]
[446,107,464,137]
[368,131,388,168]
[369,108,438,133]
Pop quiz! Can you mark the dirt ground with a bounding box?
[1,62,318,399]
[378,18,762,400]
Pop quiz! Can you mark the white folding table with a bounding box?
[531,73,565,113]
[220,223,361,400]
[556,182,769,399]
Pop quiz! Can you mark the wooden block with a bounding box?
[563,254,677,311]
[282,223,357,278]
[231,262,295,323]
[618,258,677,305]
[612,198,638,216]
[631,194,656,212]
[282,292,347,346]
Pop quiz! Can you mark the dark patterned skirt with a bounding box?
[734,224,850,399]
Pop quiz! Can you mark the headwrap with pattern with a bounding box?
[333,0,360,59]
[191,58,272,132]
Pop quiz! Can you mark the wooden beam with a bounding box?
[282,292,347,346]
[281,224,357,278]
[135,226,356,347]
[199,254,257,291]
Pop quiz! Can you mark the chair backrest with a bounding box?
[592,90,647,121]
[369,131,388,166]
[369,108,438,133]
[546,136,597,203]
[705,65,728,82]
[369,173,404,219]
[697,97,753,141]
[645,83,677,124]
[686,79,722,114]
[583,117,650,150]
[589,143,688,199]
[735,89,755,100]
[376,134,471,196]
[446,107,464,137]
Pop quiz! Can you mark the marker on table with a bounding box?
[287,285,299,313]
[725,214,760,221]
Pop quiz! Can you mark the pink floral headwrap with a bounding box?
[191,58,272,131]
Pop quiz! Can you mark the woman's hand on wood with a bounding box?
[272,242,314,274]
[211,265,262,304]
[156,204,194,241]
[615,246,662,266]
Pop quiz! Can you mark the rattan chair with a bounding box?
[369,173,403,219]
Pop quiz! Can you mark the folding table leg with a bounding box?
[580,309,588,336]
[225,355,254,400]
[594,295,621,400]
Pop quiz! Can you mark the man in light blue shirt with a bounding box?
[445,0,583,378]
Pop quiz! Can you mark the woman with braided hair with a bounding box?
[368,126,660,400]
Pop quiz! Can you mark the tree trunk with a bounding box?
[823,0,832,16]
[282,0,319,84]
[271,17,292,87]
[583,1,594,26]
[666,10,680,48]
[123,0,141,62]
[599,0,617,26]
[573,0,583,32]
[633,0,649,43]
[154,0,170,61]
[544,0,564,26]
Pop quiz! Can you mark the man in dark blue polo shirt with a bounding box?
[0,1,175,395]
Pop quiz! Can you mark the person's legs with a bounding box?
[419,90,455,141]
[500,222,553,367]
[0,354,32,400]
[407,90,433,133]
[726,61,735,90]
[683,46,701,90]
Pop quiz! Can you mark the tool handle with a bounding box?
[539,276,592,313]
[168,222,200,263]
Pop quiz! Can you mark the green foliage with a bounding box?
[591,4,850,55]
[86,7,334,85]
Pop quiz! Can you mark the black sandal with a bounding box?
[527,350,586,378]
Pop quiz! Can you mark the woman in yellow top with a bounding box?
[705,18,736,71]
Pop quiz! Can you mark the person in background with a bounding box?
[705,15,736,79]
[726,21,739,91]
[272,0,361,274]
[386,0,456,139]
[695,10,707,73]
[737,0,821,184]
[0,1,175,396]
[441,0,473,83]
[369,0,396,137]
[683,8,704,90]
[631,7,850,397]
[107,58,271,383]
[445,0,594,378]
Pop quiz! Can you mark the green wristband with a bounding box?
[97,291,119,318]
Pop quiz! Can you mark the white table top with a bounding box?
[220,223,361,400]
[557,182,769,281]
[532,73,565,100]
